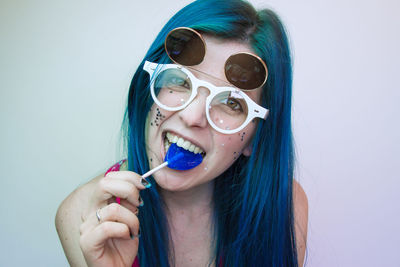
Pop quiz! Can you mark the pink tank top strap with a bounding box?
[132,257,139,267]
[105,159,127,175]
[105,159,127,205]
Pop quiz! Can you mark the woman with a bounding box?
[56,0,308,266]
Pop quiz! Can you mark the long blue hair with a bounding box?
[123,0,297,266]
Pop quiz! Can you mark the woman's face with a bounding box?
[145,35,262,192]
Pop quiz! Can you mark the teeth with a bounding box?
[165,132,205,155]
[182,140,190,150]
[177,138,184,147]
[189,144,195,152]
[164,138,170,152]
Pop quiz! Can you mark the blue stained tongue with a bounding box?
[164,143,203,170]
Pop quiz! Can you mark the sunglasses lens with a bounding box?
[165,28,205,66]
[154,68,193,108]
[225,53,267,90]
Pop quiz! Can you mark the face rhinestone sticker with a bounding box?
[153,108,166,127]
[240,132,246,141]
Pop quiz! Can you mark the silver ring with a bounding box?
[96,208,102,223]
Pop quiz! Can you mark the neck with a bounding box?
[160,180,215,219]
[160,181,216,267]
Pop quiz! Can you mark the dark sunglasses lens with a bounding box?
[165,28,205,66]
[225,53,267,90]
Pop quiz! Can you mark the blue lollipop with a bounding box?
[141,143,203,179]
[164,143,203,170]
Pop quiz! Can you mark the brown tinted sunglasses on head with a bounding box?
[164,27,268,90]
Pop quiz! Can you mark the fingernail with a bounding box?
[130,228,141,239]
[141,177,152,188]
[138,196,144,207]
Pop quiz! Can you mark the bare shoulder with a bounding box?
[293,180,308,214]
[55,174,103,267]
[292,180,308,266]
[56,174,102,226]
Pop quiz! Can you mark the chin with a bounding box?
[153,168,210,192]
[155,176,192,192]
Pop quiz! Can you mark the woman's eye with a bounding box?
[167,77,190,89]
[225,97,243,111]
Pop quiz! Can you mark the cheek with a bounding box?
[212,120,257,161]
[148,107,167,127]
[146,106,174,168]
[213,133,247,162]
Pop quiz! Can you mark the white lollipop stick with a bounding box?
[141,161,168,179]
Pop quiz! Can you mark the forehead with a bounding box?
[195,34,262,101]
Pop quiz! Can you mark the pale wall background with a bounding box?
[0,0,398,266]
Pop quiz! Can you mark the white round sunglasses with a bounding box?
[143,61,269,134]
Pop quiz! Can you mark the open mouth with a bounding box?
[164,132,206,158]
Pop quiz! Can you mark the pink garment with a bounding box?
[132,257,140,267]
[105,160,127,204]
[105,159,127,175]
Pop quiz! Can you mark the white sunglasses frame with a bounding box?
[143,61,269,134]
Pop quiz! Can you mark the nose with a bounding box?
[178,87,210,129]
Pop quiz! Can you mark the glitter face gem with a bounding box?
[152,107,166,126]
